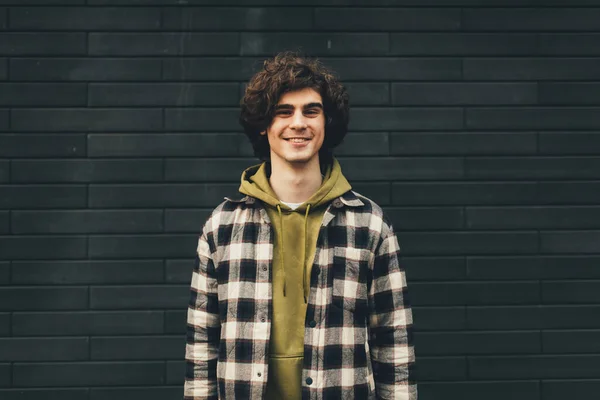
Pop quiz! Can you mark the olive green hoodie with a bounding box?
[238,158,352,400]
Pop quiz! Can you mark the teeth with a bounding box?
[289,138,308,143]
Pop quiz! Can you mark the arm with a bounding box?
[184,230,220,400]
[368,226,417,400]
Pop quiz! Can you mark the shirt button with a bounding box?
[306,377,313,385]
[262,266,267,271]
[257,372,261,377]
[309,320,316,328]
[260,317,266,322]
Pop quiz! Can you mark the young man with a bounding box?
[184,52,417,399]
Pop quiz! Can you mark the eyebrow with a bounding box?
[275,102,323,111]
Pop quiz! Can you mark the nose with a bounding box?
[289,111,307,130]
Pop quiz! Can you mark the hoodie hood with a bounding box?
[238,158,352,301]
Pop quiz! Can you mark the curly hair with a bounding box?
[239,51,349,165]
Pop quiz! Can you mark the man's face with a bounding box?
[261,87,325,167]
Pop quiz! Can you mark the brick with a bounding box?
[392,83,536,106]
[165,259,192,284]
[163,57,259,81]
[541,256,600,279]
[544,280,600,304]
[10,7,160,30]
[86,0,600,4]
[469,355,600,379]
[315,8,460,31]
[540,82,600,105]
[91,387,182,400]
[539,182,600,205]
[322,58,461,81]
[166,360,184,384]
[0,134,85,158]
[0,59,5,80]
[397,231,538,256]
[541,231,600,254]
[0,236,86,260]
[420,381,539,400]
[351,108,463,131]
[89,33,238,56]
[467,156,600,179]
[0,185,87,209]
[89,83,238,107]
[391,33,537,56]
[351,182,391,206]
[89,183,238,208]
[0,212,7,234]
[11,109,162,132]
[539,34,600,56]
[88,133,246,157]
[544,330,600,354]
[464,58,600,81]
[410,281,539,306]
[165,108,240,131]
[165,158,259,182]
[13,311,164,336]
[11,160,163,183]
[468,108,600,130]
[346,84,390,106]
[11,58,161,81]
[164,310,185,334]
[415,356,467,381]
[0,83,86,106]
[163,7,312,30]
[92,336,184,360]
[90,235,196,259]
[241,33,389,56]
[0,110,6,131]
[0,389,88,400]
[0,161,7,182]
[391,132,536,156]
[335,132,389,156]
[544,381,600,400]
[0,262,7,284]
[415,331,540,355]
[412,306,466,331]
[12,210,163,234]
[467,306,541,330]
[467,206,600,230]
[386,207,464,231]
[543,305,600,329]
[13,361,164,387]
[340,157,463,181]
[392,182,538,206]
[0,338,88,361]
[0,7,5,29]
[90,285,188,309]
[165,209,212,233]
[467,256,540,280]
[0,33,85,55]
[404,257,466,281]
[540,133,600,155]
[0,313,8,336]
[0,287,88,311]
[0,364,7,387]
[11,260,164,284]
[463,8,600,31]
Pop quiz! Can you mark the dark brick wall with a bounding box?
[1,2,599,399]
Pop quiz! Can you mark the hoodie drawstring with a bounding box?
[276,204,286,297]
[276,203,312,303]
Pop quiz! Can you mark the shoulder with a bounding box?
[345,190,394,237]
[202,195,253,234]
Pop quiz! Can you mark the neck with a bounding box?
[268,155,323,204]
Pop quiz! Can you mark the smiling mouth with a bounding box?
[284,138,311,143]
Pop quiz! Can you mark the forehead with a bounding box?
[277,87,322,105]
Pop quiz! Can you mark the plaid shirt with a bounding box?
[184,190,417,399]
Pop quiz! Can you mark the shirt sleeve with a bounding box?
[184,230,220,400]
[368,225,418,400]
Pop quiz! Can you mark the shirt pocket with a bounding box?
[332,247,370,316]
